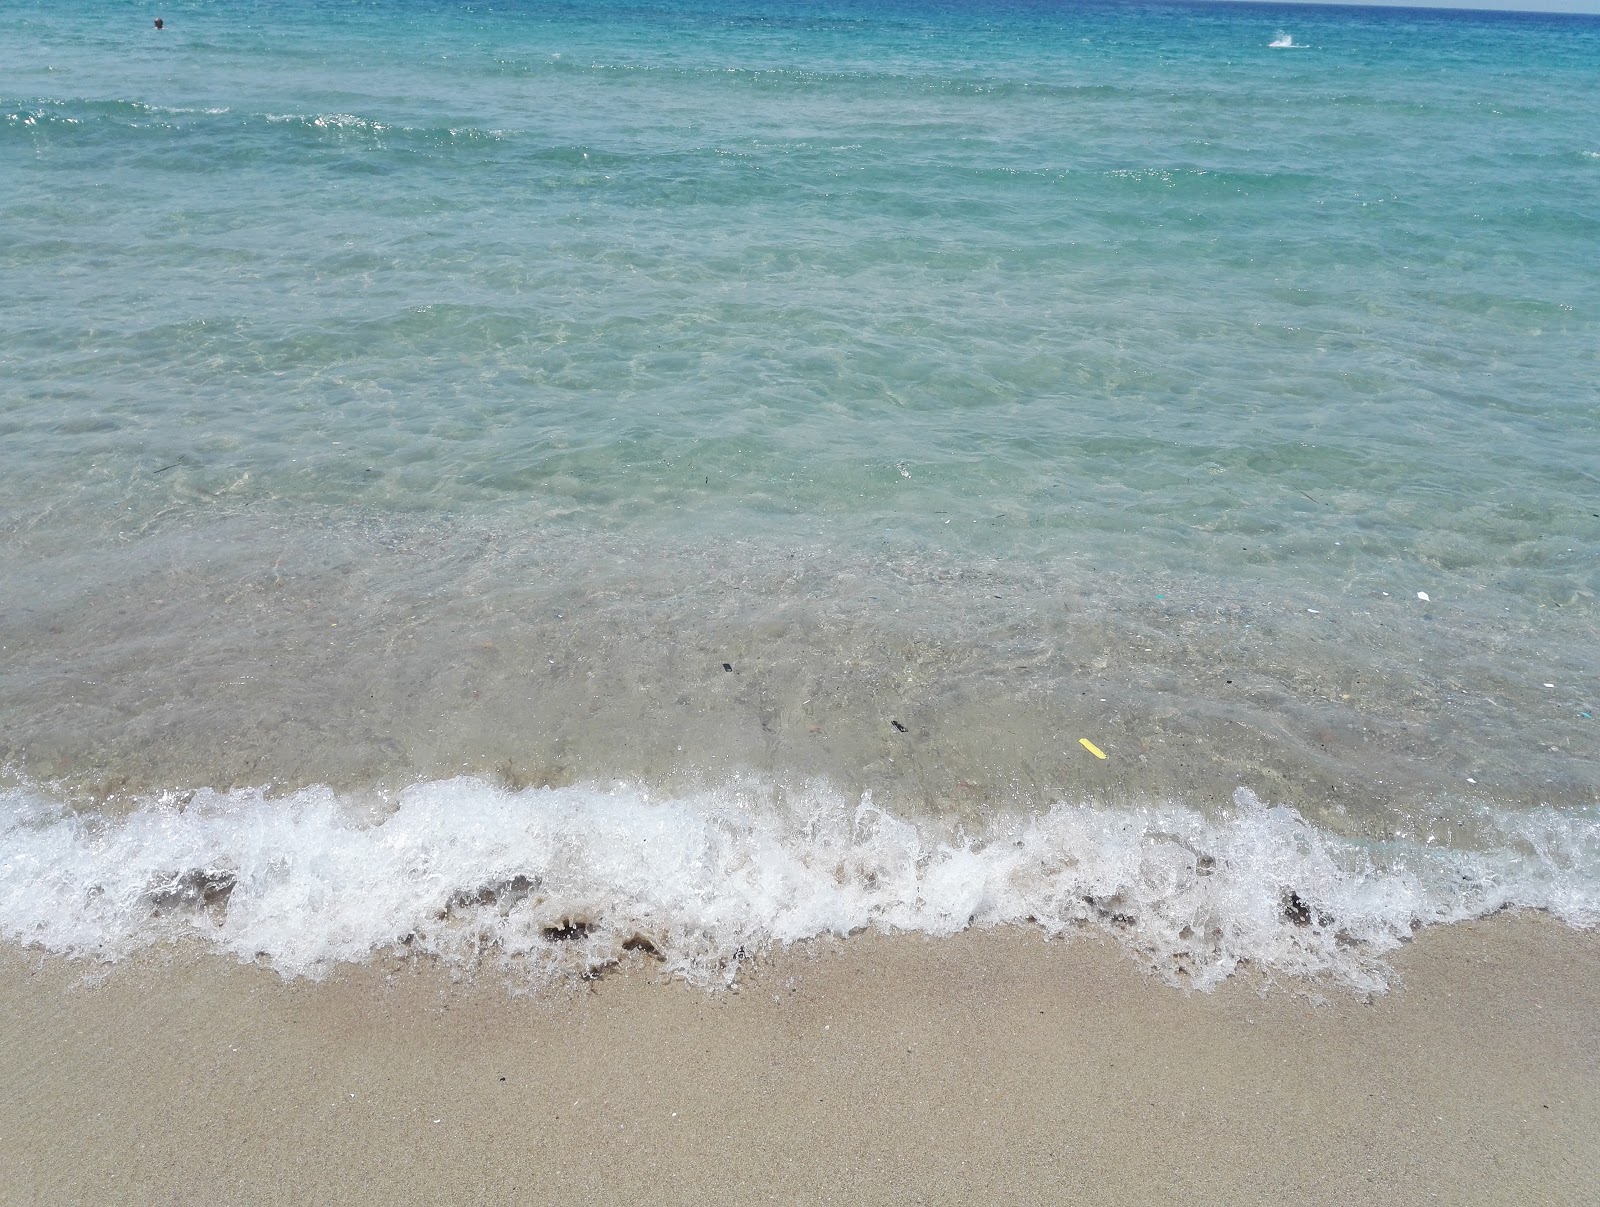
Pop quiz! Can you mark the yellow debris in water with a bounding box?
[1079,738,1107,760]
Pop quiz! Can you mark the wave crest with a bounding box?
[2,779,1593,994]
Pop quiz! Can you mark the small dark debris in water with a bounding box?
[1085,893,1136,928]
[499,1076,506,1082]
[891,720,907,732]
[722,662,733,672]
[153,463,180,474]
[623,934,663,959]
[448,874,536,911]
[543,919,594,942]
[148,868,235,910]
[1282,890,1313,926]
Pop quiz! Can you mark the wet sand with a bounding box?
[3,911,1596,1205]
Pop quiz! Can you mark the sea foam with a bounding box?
[2,779,1593,994]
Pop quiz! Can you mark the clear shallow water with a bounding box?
[2,0,1597,988]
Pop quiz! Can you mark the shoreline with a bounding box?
[6,513,1593,820]
[4,911,1596,1205]
[6,774,1593,994]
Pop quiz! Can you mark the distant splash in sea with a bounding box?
[3,777,1595,995]
[1269,32,1304,49]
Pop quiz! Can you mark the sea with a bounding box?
[2,0,1596,995]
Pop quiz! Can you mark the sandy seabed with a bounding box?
[2,912,1596,1206]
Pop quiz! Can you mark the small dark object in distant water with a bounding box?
[891,720,907,733]
[154,17,163,29]
[722,662,733,672]
[153,462,179,474]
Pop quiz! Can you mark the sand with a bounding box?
[2,912,1596,1206]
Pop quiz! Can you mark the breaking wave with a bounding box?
[3,778,1594,995]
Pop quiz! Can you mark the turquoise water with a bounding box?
[1,1,1596,987]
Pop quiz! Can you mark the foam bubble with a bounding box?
[1,779,1593,994]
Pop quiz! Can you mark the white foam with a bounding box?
[1269,32,1303,49]
[1,780,1593,993]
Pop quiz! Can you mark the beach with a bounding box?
[3,2,1598,1201]
[3,912,1596,1205]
